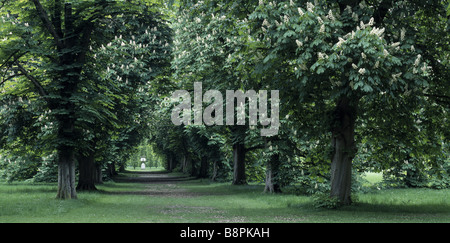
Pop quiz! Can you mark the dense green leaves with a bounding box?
[0,0,173,195]
[0,0,448,202]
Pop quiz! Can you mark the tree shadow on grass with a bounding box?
[0,183,57,194]
[341,201,450,215]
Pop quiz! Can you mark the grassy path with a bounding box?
[0,170,449,222]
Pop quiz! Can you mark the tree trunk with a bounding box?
[330,97,357,205]
[76,152,97,191]
[198,156,208,178]
[264,153,282,193]
[56,149,77,199]
[181,155,187,173]
[95,163,103,184]
[107,162,117,178]
[211,161,218,181]
[232,143,247,185]
[167,154,174,172]
[185,155,193,176]
[118,163,125,172]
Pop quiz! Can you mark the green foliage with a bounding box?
[0,1,173,186]
[0,0,449,199]
[312,193,341,209]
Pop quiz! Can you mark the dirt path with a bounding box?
[113,171,194,183]
[112,171,199,197]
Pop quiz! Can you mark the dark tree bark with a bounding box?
[76,152,97,191]
[232,142,247,185]
[107,162,118,178]
[118,163,125,172]
[95,163,103,184]
[167,153,174,172]
[330,97,357,205]
[211,160,218,181]
[181,154,187,173]
[264,153,282,193]
[56,149,77,199]
[198,156,209,178]
[190,155,198,177]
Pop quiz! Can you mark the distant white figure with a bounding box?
[140,157,146,170]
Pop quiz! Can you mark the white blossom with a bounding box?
[307,2,314,12]
[317,16,323,24]
[400,27,406,41]
[368,17,374,26]
[336,37,345,48]
[319,24,325,33]
[296,39,303,47]
[352,63,358,69]
[392,72,402,80]
[298,8,304,16]
[318,52,327,59]
[360,21,366,29]
[391,42,400,48]
[327,10,336,21]
[358,68,366,75]
[370,27,385,37]
[345,5,352,13]
[359,1,366,9]
[421,63,428,72]
[414,54,421,67]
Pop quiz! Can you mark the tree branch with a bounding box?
[423,93,450,100]
[14,60,48,97]
[0,73,23,86]
[0,50,21,70]
[0,0,6,11]
[423,93,450,106]
[52,0,63,40]
[245,144,265,153]
[31,0,62,49]
[76,22,94,65]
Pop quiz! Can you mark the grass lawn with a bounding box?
[0,171,449,223]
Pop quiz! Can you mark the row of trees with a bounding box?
[151,0,450,205]
[127,141,162,169]
[1,0,449,205]
[0,0,172,198]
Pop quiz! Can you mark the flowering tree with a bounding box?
[169,0,448,200]
[250,0,446,204]
[172,0,268,185]
[0,0,172,198]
